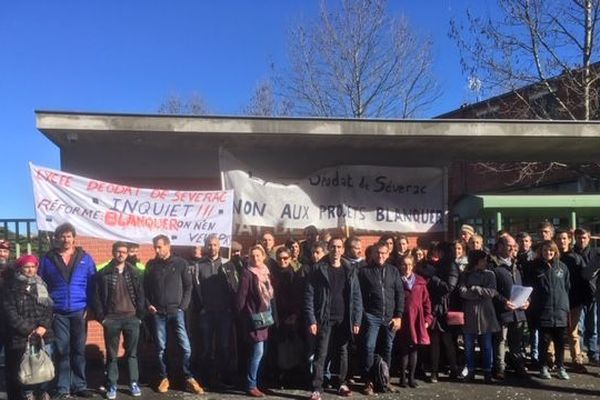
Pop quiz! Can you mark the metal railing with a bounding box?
[0,219,51,258]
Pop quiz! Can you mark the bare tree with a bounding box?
[243,79,293,116]
[451,0,600,120]
[277,0,440,118]
[158,92,210,115]
[450,0,600,185]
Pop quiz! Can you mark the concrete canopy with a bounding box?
[36,111,600,168]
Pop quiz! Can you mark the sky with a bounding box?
[1,0,492,218]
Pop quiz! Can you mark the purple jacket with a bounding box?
[236,267,271,342]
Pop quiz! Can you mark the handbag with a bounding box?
[249,308,274,330]
[18,338,55,385]
[446,311,465,326]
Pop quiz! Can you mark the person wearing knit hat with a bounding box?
[15,254,38,268]
[3,253,54,400]
[460,224,476,243]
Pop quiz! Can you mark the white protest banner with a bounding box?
[30,163,234,246]
[221,151,447,232]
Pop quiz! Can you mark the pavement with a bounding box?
[2,362,599,400]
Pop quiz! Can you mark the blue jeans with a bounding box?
[247,341,265,390]
[581,302,599,361]
[153,310,192,379]
[53,310,88,394]
[362,313,395,379]
[465,333,493,374]
[199,310,232,375]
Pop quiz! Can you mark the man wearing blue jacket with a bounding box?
[40,223,96,399]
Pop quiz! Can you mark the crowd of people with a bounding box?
[0,221,599,400]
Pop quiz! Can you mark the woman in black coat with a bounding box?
[529,240,570,380]
[418,242,460,382]
[3,255,54,400]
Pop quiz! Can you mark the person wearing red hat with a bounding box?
[3,254,54,400]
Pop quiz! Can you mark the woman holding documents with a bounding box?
[528,240,571,380]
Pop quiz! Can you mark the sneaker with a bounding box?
[129,382,141,397]
[493,370,505,380]
[338,384,352,397]
[52,394,70,400]
[309,391,321,400]
[362,382,374,396]
[464,372,476,382]
[185,377,204,395]
[429,372,438,383]
[540,366,552,380]
[157,378,170,393]
[106,386,117,400]
[557,368,570,380]
[40,392,51,400]
[24,393,36,400]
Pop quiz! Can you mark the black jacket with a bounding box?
[358,262,403,321]
[581,247,600,300]
[191,256,238,313]
[94,260,146,321]
[144,255,192,314]
[561,251,593,308]
[528,258,570,328]
[425,260,460,331]
[490,257,527,324]
[2,276,54,350]
[304,260,363,333]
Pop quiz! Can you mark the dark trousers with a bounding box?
[312,320,349,391]
[103,317,140,386]
[53,310,87,394]
[361,313,395,380]
[399,344,418,385]
[539,326,566,369]
[199,310,232,380]
[429,329,457,374]
[493,321,525,372]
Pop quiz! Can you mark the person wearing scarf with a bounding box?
[236,245,274,398]
[397,255,432,388]
[3,255,54,400]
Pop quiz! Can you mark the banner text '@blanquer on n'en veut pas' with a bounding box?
[30,163,233,246]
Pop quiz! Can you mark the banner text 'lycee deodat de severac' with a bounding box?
[30,163,234,246]
[221,151,447,233]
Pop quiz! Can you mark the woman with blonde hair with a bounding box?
[236,245,275,397]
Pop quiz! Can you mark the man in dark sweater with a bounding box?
[94,242,145,399]
[358,242,404,395]
[305,238,363,400]
[192,234,238,388]
[144,234,203,395]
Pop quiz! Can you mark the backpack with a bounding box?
[371,354,390,392]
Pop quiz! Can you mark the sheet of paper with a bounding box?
[510,285,533,309]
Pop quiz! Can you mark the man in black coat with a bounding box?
[144,234,203,394]
[491,235,528,379]
[305,237,363,400]
[574,228,600,365]
[358,242,403,395]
